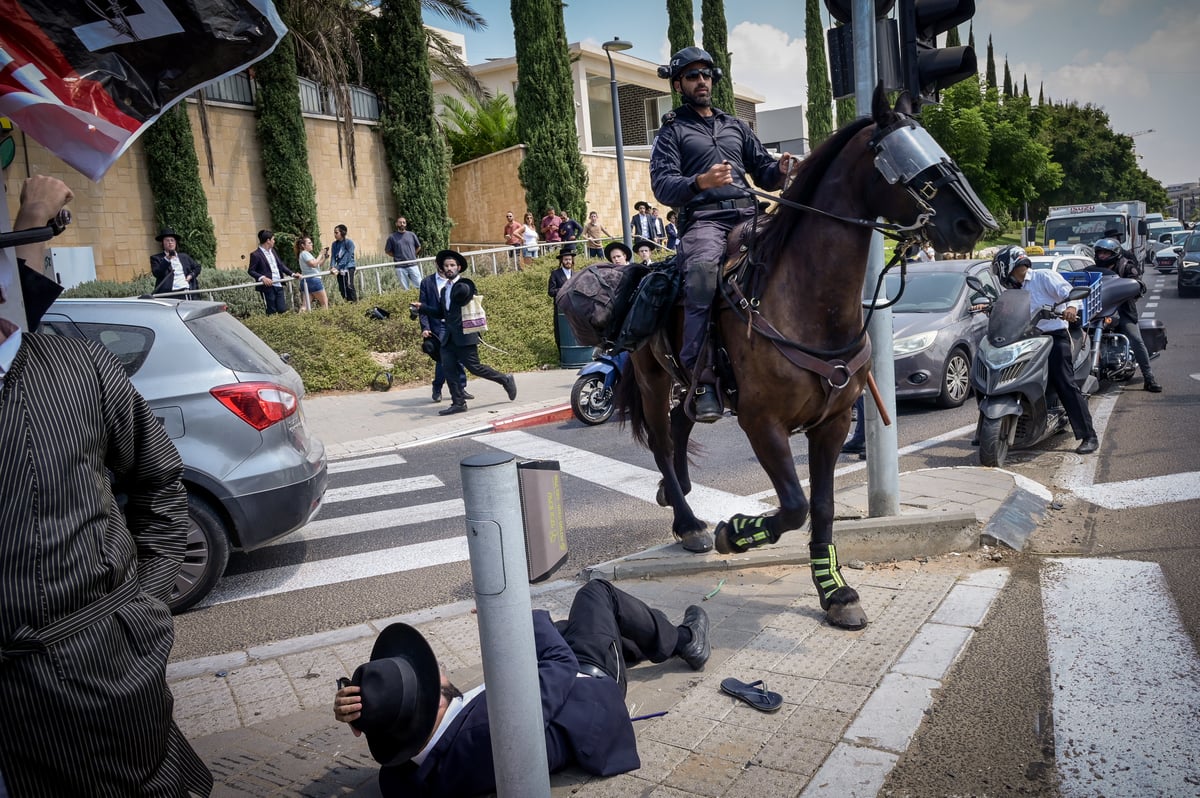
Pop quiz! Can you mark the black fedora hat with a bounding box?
[634,200,650,212]
[421,335,441,361]
[435,249,468,270]
[603,240,632,263]
[632,238,654,252]
[350,623,442,766]
[556,244,577,262]
[155,227,180,243]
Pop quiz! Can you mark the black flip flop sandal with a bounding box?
[719,677,783,712]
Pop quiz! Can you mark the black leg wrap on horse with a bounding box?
[809,543,867,629]
[714,514,780,554]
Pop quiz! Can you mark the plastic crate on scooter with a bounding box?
[1059,271,1102,325]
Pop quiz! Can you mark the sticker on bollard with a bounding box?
[518,461,567,583]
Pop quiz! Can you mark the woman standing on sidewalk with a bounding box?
[296,236,330,311]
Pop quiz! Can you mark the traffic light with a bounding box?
[899,0,977,102]
[824,0,902,100]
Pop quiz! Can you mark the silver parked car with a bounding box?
[883,260,1000,408]
[39,298,328,612]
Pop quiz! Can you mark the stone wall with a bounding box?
[5,105,669,282]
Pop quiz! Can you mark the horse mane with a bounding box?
[755,116,875,263]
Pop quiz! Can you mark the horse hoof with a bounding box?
[825,601,868,630]
[656,482,669,507]
[678,529,714,553]
[713,514,777,555]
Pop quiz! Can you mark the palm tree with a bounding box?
[440,94,519,164]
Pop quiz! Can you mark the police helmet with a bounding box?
[1092,237,1121,268]
[993,245,1031,288]
[657,47,724,82]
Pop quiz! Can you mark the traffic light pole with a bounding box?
[853,0,901,516]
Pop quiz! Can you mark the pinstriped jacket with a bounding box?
[0,333,212,796]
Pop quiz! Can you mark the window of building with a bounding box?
[644,95,673,141]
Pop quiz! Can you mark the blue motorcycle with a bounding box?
[571,348,628,425]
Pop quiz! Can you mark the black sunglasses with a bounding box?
[682,68,713,81]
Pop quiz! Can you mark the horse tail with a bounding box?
[615,356,649,447]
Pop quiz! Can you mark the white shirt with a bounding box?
[0,325,21,390]
[165,253,188,289]
[258,246,282,281]
[1020,269,1079,333]
[411,683,485,766]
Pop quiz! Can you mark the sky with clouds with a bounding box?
[428,0,1197,187]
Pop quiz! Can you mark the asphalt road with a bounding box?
[882,269,1200,796]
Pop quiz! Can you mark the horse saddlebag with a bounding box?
[615,265,683,352]
[1138,318,1167,353]
[555,263,648,346]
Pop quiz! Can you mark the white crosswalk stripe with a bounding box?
[326,453,407,474]
[1041,557,1200,795]
[322,475,443,503]
[264,499,465,547]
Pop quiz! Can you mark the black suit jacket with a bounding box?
[418,277,481,347]
[247,248,294,293]
[150,252,201,294]
[378,611,639,797]
[547,268,573,299]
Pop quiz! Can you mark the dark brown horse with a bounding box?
[618,87,996,628]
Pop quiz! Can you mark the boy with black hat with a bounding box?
[333,579,710,797]
[150,227,202,296]
[410,249,516,415]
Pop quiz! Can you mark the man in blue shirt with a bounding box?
[331,224,357,302]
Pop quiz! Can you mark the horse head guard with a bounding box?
[867,108,998,254]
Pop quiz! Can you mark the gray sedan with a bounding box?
[883,259,1000,408]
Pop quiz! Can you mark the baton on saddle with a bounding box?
[866,371,891,427]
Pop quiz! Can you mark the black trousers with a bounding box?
[555,579,679,698]
[336,268,357,302]
[440,339,506,405]
[261,285,288,314]
[1046,329,1095,439]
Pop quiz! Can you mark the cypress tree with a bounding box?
[701,0,736,115]
[1002,58,1013,97]
[968,23,975,52]
[368,0,453,251]
[805,0,833,144]
[1038,82,1044,105]
[253,8,320,257]
[511,0,588,221]
[667,0,694,108]
[1022,75,1030,98]
[142,103,217,270]
[985,35,996,89]
[946,24,960,47]
[833,20,855,126]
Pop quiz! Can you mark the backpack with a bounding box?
[555,263,648,346]
[614,262,683,352]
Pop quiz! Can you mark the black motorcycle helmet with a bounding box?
[657,46,724,83]
[1093,237,1121,269]
[993,245,1031,289]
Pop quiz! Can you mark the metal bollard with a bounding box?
[460,452,551,798]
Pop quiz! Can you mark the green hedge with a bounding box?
[64,253,568,393]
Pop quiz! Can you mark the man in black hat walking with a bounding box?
[631,201,656,242]
[150,227,202,296]
[547,245,577,351]
[411,249,516,415]
[333,579,710,797]
[650,46,795,422]
[417,256,469,402]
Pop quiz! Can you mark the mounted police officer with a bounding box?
[649,46,796,422]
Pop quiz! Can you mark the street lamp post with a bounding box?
[603,37,633,249]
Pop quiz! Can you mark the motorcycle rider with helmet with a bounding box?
[993,245,1100,454]
[649,46,795,423]
[1088,237,1162,393]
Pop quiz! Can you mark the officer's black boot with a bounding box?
[680,261,722,423]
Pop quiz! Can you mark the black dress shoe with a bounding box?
[438,403,468,416]
[678,605,710,670]
[504,374,518,401]
[461,390,474,400]
[1076,435,1099,454]
[841,441,865,455]
[432,390,442,403]
[1144,379,1162,393]
[693,386,722,423]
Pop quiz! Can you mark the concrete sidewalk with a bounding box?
[170,372,1051,796]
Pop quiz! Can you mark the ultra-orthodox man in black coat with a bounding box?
[0,332,212,797]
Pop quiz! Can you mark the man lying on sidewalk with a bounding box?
[333,579,711,797]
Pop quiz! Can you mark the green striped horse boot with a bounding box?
[810,542,867,629]
[714,513,780,554]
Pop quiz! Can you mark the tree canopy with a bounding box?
[805,0,833,144]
